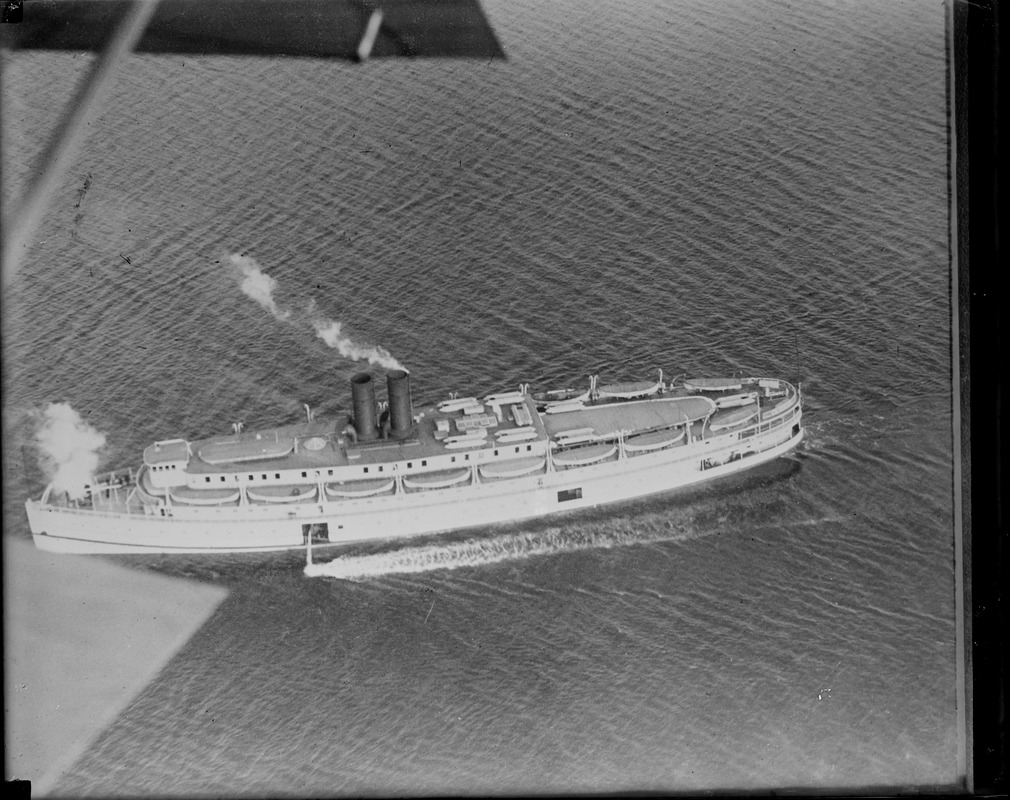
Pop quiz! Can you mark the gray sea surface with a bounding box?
[2,0,957,794]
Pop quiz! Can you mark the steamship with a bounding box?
[25,369,803,554]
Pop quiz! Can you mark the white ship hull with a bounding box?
[26,419,802,555]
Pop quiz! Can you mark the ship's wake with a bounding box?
[304,518,702,581]
[304,511,849,581]
[226,253,406,371]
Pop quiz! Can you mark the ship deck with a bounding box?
[541,396,715,439]
[179,396,550,476]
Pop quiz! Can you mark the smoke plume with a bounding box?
[228,253,290,321]
[310,319,406,372]
[36,403,107,499]
[226,253,406,371]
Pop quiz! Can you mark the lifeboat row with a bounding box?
[623,428,686,452]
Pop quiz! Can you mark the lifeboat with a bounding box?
[325,478,395,498]
[438,397,478,413]
[247,484,318,504]
[545,399,586,414]
[552,443,617,467]
[709,407,759,432]
[403,469,471,490]
[484,391,526,405]
[714,392,759,409]
[495,427,538,443]
[683,377,743,393]
[623,427,686,453]
[444,430,489,449]
[168,486,241,506]
[532,387,590,404]
[595,377,662,400]
[479,456,545,479]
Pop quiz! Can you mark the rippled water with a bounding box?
[2,0,957,794]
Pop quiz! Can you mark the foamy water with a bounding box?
[305,525,700,580]
[305,512,849,581]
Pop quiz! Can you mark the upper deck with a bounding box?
[540,396,715,440]
[134,373,800,498]
[178,394,551,478]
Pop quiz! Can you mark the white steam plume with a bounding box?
[36,403,107,499]
[228,253,290,321]
[311,319,406,372]
[226,252,407,371]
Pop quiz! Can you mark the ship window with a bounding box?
[465,454,470,461]
[262,474,267,480]
[451,456,456,463]
[558,487,582,502]
[378,466,383,472]
[494,449,499,456]
[407,462,413,468]
[249,475,254,481]
[526,445,532,451]
[422,460,427,466]
[205,477,211,483]
[301,472,307,478]
[327,470,333,476]
[515,446,520,453]
[363,467,369,473]
[220,476,226,482]
[275,473,281,479]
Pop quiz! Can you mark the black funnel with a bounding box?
[350,373,378,441]
[387,370,413,438]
